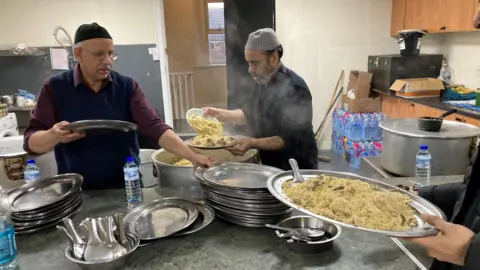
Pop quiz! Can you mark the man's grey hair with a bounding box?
[74,42,83,48]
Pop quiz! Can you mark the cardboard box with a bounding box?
[347,71,373,99]
[342,94,381,113]
[390,78,445,98]
[342,70,379,113]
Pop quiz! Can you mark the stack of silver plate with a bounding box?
[8,173,83,235]
[194,163,291,227]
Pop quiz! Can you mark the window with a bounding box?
[207,1,225,63]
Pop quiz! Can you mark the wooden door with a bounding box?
[404,0,442,33]
[440,0,477,32]
[391,0,407,36]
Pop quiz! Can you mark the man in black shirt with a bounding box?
[204,28,318,170]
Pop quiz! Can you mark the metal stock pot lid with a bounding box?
[379,118,480,138]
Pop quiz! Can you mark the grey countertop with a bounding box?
[15,154,464,270]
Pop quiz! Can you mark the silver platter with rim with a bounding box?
[266,169,446,238]
[124,197,199,241]
[202,163,283,190]
[63,120,137,132]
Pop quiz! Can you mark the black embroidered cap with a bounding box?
[74,23,112,44]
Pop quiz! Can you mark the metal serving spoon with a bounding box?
[289,158,305,183]
[266,224,325,238]
[62,219,86,260]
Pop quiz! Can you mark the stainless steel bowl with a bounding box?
[276,216,341,254]
[64,233,139,270]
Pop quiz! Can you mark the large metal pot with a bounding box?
[151,148,258,201]
[139,149,157,188]
[379,118,480,177]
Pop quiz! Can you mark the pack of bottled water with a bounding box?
[332,109,386,141]
[331,131,382,169]
[332,108,386,169]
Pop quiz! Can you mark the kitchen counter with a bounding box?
[15,171,464,270]
[373,88,480,120]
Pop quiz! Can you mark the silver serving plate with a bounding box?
[195,167,278,201]
[124,197,199,241]
[267,170,446,238]
[11,190,81,217]
[202,163,283,189]
[8,173,83,213]
[63,120,137,132]
[202,191,288,210]
[11,192,82,222]
[15,203,83,235]
[173,203,215,236]
[184,137,237,150]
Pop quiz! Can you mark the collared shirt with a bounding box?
[24,65,171,189]
[242,65,318,170]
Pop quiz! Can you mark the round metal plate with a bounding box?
[124,197,199,241]
[184,137,238,150]
[173,203,215,236]
[12,192,82,222]
[267,170,446,238]
[15,203,83,235]
[8,174,83,213]
[203,191,288,210]
[203,163,283,189]
[13,197,82,227]
[63,120,137,132]
[11,189,81,217]
[203,197,291,217]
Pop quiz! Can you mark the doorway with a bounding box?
[153,0,228,134]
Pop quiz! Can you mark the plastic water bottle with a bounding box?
[0,186,17,269]
[415,145,431,187]
[124,157,142,208]
[24,160,40,184]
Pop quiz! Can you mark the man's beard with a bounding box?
[254,65,276,85]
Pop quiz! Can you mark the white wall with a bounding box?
[444,32,480,88]
[0,0,156,47]
[276,0,447,149]
[276,0,395,149]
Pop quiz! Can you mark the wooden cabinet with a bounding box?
[380,94,480,127]
[404,0,441,34]
[391,0,407,36]
[391,0,477,36]
[439,0,477,32]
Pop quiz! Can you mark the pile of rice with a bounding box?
[282,175,417,231]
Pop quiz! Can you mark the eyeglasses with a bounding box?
[83,48,118,61]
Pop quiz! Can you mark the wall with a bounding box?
[443,32,480,88]
[0,0,156,47]
[0,0,165,130]
[275,0,444,149]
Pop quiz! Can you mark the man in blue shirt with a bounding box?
[24,23,212,189]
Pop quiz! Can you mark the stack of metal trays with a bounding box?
[8,173,83,235]
[194,163,292,227]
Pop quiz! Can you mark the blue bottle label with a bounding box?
[0,226,17,265]
[124,168,139,181]
[24,171,40,183]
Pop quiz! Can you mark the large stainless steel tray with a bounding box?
[267,170,446,237]
[173,203,215,236]
[202,163,283,189]
[15,203,82,235]
[124,197,199,240]
[8,173,83,213]
[63,120,137,132]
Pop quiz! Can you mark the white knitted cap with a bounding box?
[245,28,281,51]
